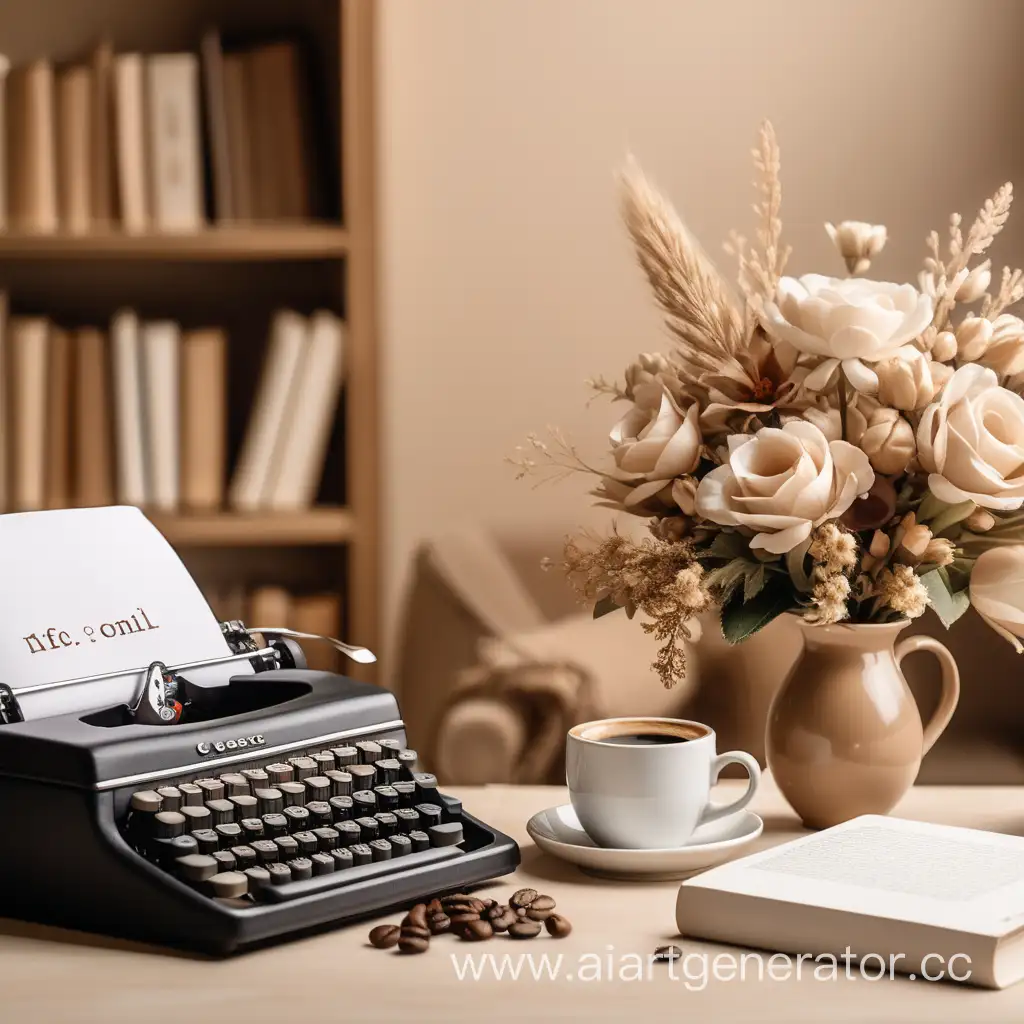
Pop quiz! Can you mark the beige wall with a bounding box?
[377,0,1024,683]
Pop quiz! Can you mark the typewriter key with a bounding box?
[209,872,248,899]
[278,781,306,807]
[219,773,249,797]
[242,769,269,787]
[313,826,339,851]
[428,822,464,847]
[352,789,377,814]
[212,849,237,872]
[255,788,284,815]
[196,779,225,802]
[288,756,317,781]
[443,796,463,821]
[356,740,382,764]
[231,845,258,869]
[288,857,313,881]
[230,795,258,817]
[305,801,333,828]
[215,822,242,846]
[261,812,288,839]
[244,866,271,894]
[240,818,265,841]
[178,783,203,807]
[156,786,182,811]
[312,752,335,774]
[397,749,418,774]
[275,835,299,860]
[131,790,163,814]
[374,785,399,812]
[330,746,359,767]
[349,764,376,789]
[311,852,335,876]
[325,770,353,798]
[348,842,372,866]
[395,807,420,832]
[328,795,353,821]
[379,738,403,753]
[415,803,442,829]
[169,833,199,858]
[408,830,429,853]
[374,811,398,838]
[206,799,235,825]
[251,839,279,865]
[282,805,310,830]
[303,776,330,800]
[369,838,392,862]
[266,763,294,785]
[330,847,354,870]
[267,862,292,886]
[154,811,186,839]
[374,759,401,786]
[335,821,360,844]
[355,816,379,842]
[181,805,213,830]
[392,781,416,807]
[176,853,218,883]
[292,830,318,855]
[191,829,220,855]
[413,773,439,800]
[390,834,412,858]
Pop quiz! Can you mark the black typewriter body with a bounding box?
[0,667,520,954]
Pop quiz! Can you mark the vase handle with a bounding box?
[895,635,961,755]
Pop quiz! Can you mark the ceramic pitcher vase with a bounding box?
[765,616,960,829]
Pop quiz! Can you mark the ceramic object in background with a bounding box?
[766,616,960,829]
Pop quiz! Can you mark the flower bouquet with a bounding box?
[513,122,1024,689]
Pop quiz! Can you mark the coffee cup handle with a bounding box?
[699,751,761,825]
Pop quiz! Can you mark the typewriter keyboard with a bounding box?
[122,740,468,906]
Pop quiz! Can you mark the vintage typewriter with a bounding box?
[0,621,520,954]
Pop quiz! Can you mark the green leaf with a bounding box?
[743,563,767,602]
[706,531,750,561]
[593,596,622,619]
[945,557,974,594]
[920,568,970,628]
[929,500,976,537]
[721,576,796,645]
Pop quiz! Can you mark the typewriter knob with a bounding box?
[131,662,184,726]
[268,637,306,671]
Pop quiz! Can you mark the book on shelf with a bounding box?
[44,326,71,510]
[89,39,118,229]
[219,51,253,222]
[141,320,180,511]
[8,60,58,234]
[113,53,149,234]
[675,814,1024,990]
[200,30,233,224]
[74,326,115,507]
[56,64,91,236]
[0,56,11,231]
[10,317,49,511]
[111,309,148,506]
[180,328,226,511]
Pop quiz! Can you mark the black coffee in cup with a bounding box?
[596,733,690,745]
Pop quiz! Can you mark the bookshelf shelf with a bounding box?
[0,225,351,261]
[150,507,354,546]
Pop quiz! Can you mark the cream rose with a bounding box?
[970,546,1024,652]
[761,274,933,394]
[609,382,701,508]
[917,363,1024,510]
[695,420,874,554]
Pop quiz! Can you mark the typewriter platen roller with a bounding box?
[0,628,520,953]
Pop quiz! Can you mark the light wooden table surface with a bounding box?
[5,777,1024,1022]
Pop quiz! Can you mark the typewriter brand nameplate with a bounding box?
[0,507,245,718]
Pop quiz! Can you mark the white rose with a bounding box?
[695,420,874,554]
[609,382,701,508]
[875,347,942,411]
[761,274,933,394]
[970,546,1024,652]
[917,363,1024,510]
[981,314,1024,377]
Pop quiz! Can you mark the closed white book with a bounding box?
[113,54,149,234]
[676,814,1024,990]
[9,60,58,234]
[141,320,180,511]
[56,64,92,236]
[146,53,204,233]
[266,310,345,510]
[228,310,308,511]
[111,310,148,506]
[200,29,233,223]
[9,317,49,511]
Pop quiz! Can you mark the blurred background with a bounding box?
[2,0,1024,784]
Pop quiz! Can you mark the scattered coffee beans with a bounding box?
[367,887,568,953]
[369,924,401,949]
[653,945,682,962]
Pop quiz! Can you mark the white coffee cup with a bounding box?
[565,716,761,850]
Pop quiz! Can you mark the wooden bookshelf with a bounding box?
[0,0,380,678]
[0,225,351,260]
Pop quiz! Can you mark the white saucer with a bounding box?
[526,803,763,881]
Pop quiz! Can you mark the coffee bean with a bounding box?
[483,903,505,920]
[545,914,572,938]
[530,894,556,912]
[515,907,527,917]
[441,892,472,907]
[404,903,428,930]
[510,887,538,910]
[468,898,487,913]
[653,945,682,962]
[459,918,494,941]
[526,906,554,921]
[444,902,477,916]
[428,912,451,935]
[427,898,444,914]
[449,912,481,927]
[400,924,431,940]
[508,919,542,939]
[489,909,517,933]
[481,898,498,909]
[398,933,430,954]
[368,924,401,949]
